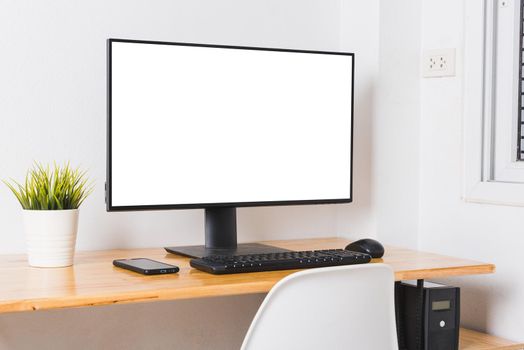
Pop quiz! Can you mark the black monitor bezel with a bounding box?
[106,38,354,212]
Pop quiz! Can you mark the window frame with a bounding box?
[492,0,524,182]
[464,0,524,206]
[518,0,524,161]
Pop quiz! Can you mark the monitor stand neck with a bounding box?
[164,207,291,258]
[205,207,237,250]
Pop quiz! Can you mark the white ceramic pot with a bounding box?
[23,209,79,268]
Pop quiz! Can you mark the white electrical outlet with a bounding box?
[422,48,456,78]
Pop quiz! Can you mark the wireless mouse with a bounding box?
[345,238,385,258]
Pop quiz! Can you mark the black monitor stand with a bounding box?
[164,207,291,258]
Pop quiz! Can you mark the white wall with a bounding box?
[340,0,423,251]
[0,295,266,350]
[369,0,524,342]
[418,0,524,341]
[373,0,421,248]
[0,1,379,349]
[0,0,343,255]
[335,0,380,239]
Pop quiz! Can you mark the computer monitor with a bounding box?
[107,39,354,258]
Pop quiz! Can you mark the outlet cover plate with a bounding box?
[422,48,456,78]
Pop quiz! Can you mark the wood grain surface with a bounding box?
[0,237,495,313]
[460,328,524,350]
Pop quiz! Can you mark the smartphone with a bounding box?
[113,258,179,275]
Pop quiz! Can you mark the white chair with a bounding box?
[241,264,398,350]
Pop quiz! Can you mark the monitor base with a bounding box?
[164,243,291,259]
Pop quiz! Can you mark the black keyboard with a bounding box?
[189,249,372,274]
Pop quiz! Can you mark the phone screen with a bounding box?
[120,258,176,270]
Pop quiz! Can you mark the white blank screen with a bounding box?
[110,41,353,207]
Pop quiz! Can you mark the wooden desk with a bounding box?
[0,237,494,314]
[1,237,521,349]
[459,329,524,350]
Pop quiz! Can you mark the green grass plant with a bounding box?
[3,163,93,210]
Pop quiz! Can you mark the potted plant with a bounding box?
[4,163,93,267]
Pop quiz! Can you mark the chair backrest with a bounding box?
[241,264,398,350]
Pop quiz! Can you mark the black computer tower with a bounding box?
[396,281,460,350]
